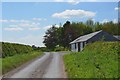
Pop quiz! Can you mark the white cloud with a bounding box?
[53,0,78,5]
[20,20,30,23]
[1,18,46,23]
[54,0,97,4]
[113,19,118,23]
[68,2,79,5]
[54,0,97,2]
[1,0,119,2]
[9,22,40,27]
[52,9,96,19]
[28,27,41,30]
[32,18,42,21]
[4,27,23,31]
[32,18,47,21]
[101,19,109,23]
[67,0,96,5]
[101,19,118,24]
[18,22,40,27]
[4,22,41,31]
[54,0,80,5]
[0,20,8,23]
[55,24,60,28]
[9,20,18,22]
[43,25,60,30]
[32,22,40,25]
[0,19,30,23]
[43,25,53,30]
[115,7,118,10]
[66,0,79,5]
[18,23,33,27]
[54,0,64,2]
[115,7,120,11]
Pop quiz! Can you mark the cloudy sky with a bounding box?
[0,0,119,47]
[1,0,120,2]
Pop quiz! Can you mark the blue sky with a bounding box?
[1,0,119,2]
[0,2,119,47]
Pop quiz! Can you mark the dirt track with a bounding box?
[3,52,67,78]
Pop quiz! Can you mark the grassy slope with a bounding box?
[2,51,43,74]
[0,58,1,76]
[64,42,120,78]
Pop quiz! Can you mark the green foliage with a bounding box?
[43,25,59,49]
[54,46,69,51]
[38,47,51,52]
[0,58,2,76]
[43,20,119,50]
[2,51,43,74]
[0,42,2,58]
[64,42,120,78]
[95,21,119,35]
[2,42,33,58]
[1,42,43,74]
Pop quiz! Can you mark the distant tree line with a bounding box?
[43,19,119,50]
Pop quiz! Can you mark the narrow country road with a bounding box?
[3,52,67,78]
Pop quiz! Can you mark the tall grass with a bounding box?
[0,58,2,76]
[64,42,120,78]
[2,51,43,74]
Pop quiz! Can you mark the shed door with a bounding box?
[78,42,80,52]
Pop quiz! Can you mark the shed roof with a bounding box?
[114,36,120,40]
[70,30,102,44]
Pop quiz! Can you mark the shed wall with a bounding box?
[71,43,78,52]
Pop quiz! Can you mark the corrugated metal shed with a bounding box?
[70,30,102,44]
[114,36,120,40]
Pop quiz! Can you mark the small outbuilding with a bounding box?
[114,36,120,40]
[70,30,119,52]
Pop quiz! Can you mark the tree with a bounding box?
[43,25,59,50]
[32,45,37,50]
[43,20,119,50]
[62,21,76,48]
[86,18,94,27]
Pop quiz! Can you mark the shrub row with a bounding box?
[1,42,33,58]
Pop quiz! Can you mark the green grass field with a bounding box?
[0,58,2,76]
[2,51,43,74]
[64,42,120,78]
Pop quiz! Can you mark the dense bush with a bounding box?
[38,47,51,52]
[1,42,33,58]
[0,42,2,57]
[64,42,120,78]
[54,46,69,51]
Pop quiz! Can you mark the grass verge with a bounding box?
[64,42,120,78]
[0,58,2,76]
[2,51,43,74]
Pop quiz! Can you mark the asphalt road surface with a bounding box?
[3,52,67,78]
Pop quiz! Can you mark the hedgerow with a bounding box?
[1,42,33,58]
